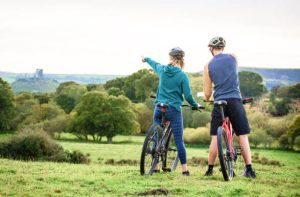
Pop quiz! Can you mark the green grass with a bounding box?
[0,135,299,197]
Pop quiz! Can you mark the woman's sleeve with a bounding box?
[144,57,163,74]
[182,74,198,108]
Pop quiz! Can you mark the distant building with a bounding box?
[34,69,44,79]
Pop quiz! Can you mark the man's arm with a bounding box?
[203,64,213,101]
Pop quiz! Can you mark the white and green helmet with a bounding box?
[208,37,226,48]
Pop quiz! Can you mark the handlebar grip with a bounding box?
[242,98,253,104]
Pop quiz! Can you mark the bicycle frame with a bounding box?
[220,106,234,158]
[155,105,171,154]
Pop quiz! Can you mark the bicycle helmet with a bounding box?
[208,37,226,48]
[169,47,185,60]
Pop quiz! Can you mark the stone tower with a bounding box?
[34,69,44,79]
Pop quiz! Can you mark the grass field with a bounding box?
[0,134,299,197]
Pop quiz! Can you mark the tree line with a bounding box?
[0,70,299,149]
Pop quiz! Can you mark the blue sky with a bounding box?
[0,0,299,74]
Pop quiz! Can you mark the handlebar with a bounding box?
[150,95,205,110]
[203,98,254,105]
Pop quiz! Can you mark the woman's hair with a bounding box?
[169,48,185,69]
[169,56,185,69]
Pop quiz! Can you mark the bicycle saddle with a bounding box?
[156,103,169,108]
[214,100,227,106]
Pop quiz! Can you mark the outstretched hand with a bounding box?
[141,56,146,63]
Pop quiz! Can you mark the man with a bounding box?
[203,37,256,178]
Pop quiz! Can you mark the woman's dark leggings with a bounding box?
[153,106,187,164]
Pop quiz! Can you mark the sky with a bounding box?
[0,0,299,75]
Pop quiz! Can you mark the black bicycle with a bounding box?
[140,97,204,175]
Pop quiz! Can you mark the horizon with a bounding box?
[2,66,300,76]
[1,0,300,75]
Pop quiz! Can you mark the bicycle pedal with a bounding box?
[162,167,171,172]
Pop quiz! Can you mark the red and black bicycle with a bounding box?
[210,98,253,181]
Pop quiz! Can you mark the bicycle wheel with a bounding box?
[162,128,179,172]
[232,137,243,176]
[140,124,162,175]
[217,126,234,181]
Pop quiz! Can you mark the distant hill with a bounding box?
[0,71,124,85]
[1,68,300,92]
[11,78,59,93]
[238,68,300,90]
[44,74,123,84]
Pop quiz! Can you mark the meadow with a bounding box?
[0,134,299,197]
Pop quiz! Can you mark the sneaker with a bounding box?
[153,169,160,173]
[182,171,190,176]
[242,168,256,178]
[204,169,213,176]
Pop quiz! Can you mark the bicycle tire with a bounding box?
[217,126,234,181]
[162,128,179,172]
[140,124,162,175]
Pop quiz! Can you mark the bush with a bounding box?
[278,134,290,149]
[191,111,211,128]
[43,114,71,138]
[247,110,269,130]
[267,117,291,139]
[288,115,300,146]
[184,127,210,145]
[294,136,300,150]
[133,103,152,134]
[0,128,90,164]
[249,127,273,148]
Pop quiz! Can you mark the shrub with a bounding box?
[294,136,300,150]
[133,103,152,134]
[249,127,273,148]
[287,115,300,146]
[0,128,63,160]
[278,134,290,149]
[247,110,269,130]
[267,117,291,139]
[65,150,90,164]
[43,114,71,138]
[0,128,90,164]
[184,127,210,145]
[191,111,211,128]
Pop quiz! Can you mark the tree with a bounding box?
[55,82,87,113]
[107,87,125,97]
[104,69,158,102]
[133,103,152,134]
[12,93,38,130]
[86,84,104,92]
[68,92,139,143]
[103,95,140,143]
[0,78,15,131]
[239,71,267,97]
[135,71,158,102]
[287,115,300,147]
[21,103,65,127]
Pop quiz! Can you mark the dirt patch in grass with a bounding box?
[252,153,283,166]
[105,159,138,166]
[136,188,169,196]
[187,157,208,167]
[187,157,219,167]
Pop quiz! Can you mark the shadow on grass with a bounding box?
[56,138,142,145]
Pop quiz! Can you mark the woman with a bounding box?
[142,47,200,176]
